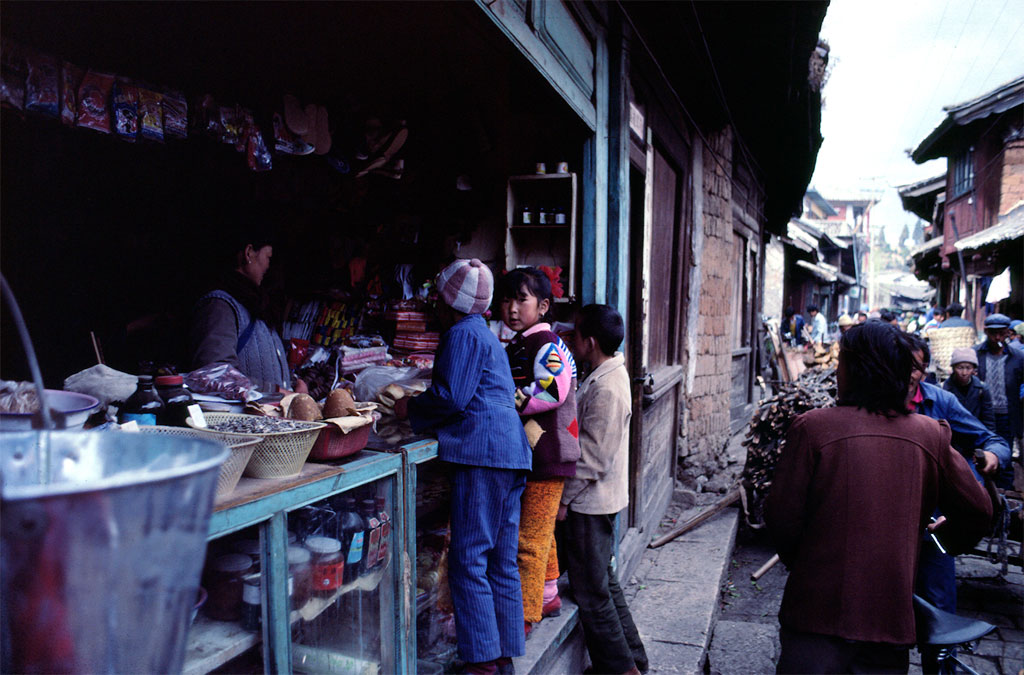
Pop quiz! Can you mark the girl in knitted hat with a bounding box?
[408,259,532,675]
[498,267,581,637]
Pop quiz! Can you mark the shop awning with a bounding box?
[818,262,857,285]
[796,259,837,282]
[910,236,944,258]
[779,235,815,254]
[954,206,1024,252]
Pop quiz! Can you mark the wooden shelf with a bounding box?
[183,615,260,675]
[505,173,577,299]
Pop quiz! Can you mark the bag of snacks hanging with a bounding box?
[161,89,187,139]
[76,70,114,134]
[25,51,59,117]
[112,78,139,141]
[0,41,26,111]
[137,86,163,142]
[60,61,83,126]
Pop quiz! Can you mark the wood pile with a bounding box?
[741,366,837,527]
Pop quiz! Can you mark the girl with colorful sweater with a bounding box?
[498,267,581,635]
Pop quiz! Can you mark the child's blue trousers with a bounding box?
[447,463,527,663]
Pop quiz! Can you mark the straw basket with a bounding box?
[926,326,978,383]
[188,413,325,479]
[134,425,260,496]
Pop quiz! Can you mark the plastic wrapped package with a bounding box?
[137,87,164,142]
[112,78,139,141]
[0,380,40,413]
[63,364,138,409]
[161,89,187,139]
[25,51,59,117]
[1,41,26,111]
[76,70,114,133]
[185,362,258,402]
[60,61,83,126]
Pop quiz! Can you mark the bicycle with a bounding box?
[913,593,996,675]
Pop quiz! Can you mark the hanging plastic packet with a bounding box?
[195,94,223,139]
[112,78,139,142]
[137,86,164,142]
[245,113,272,171]
[25,51,59,117]
[76,70,114,134]
[273,112,314,155]
[220,104,246,150]
[161,89,187,139]
[60,61,83,126]
[0,41,26,111]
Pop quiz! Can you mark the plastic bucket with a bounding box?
[1,431,228,673]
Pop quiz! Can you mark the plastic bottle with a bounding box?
[154,375,196,427]
[119,375,164,426]
[338,497,367,583]
[359,499,381,575]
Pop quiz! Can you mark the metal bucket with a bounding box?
[1,431,229,674]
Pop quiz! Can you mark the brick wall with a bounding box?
[999,138,1024,216]
[680,127,736,478]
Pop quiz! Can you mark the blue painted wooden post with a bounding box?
[606,14,630,323]
[265,511,292,673]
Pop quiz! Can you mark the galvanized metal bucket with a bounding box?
[1,431,228,674]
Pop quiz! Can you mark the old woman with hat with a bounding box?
[942,348,996,459]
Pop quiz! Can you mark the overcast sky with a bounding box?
[810,0,1024,244]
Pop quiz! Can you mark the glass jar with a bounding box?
[288,545,312,610]
[240,573,261,632]
[154,374,196,427]
[204,553,253,621]
[231,539,261,571]
[305,536,343,595]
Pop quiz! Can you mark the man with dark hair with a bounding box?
[879,309,900,327]
[922,306,946,335]
[941,302,971,328]
[767,322,992,673]
[561,304,647,675]
[783,306,806,346]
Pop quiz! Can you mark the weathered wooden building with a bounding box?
[1,1,828,671]
[908,75,1024,326]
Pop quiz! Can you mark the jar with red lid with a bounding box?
[154,375,196,427]
[305,536,343,596]
[204,553,253,621]
[288,545,312,609]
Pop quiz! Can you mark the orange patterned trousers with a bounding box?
[517,477,563,623]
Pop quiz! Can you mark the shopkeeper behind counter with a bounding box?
[189,224,304,393]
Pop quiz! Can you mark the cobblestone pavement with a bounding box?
[714,527,1024,674]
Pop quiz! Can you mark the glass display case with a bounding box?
[182,451,404,675]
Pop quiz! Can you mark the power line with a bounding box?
[895,0,952,151]
[950,0,1010,103]
[979,16,1024,87]
[909,0,979,148]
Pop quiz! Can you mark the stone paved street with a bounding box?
[712,527,1024,674]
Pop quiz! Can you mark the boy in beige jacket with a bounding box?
[558,304,647,675]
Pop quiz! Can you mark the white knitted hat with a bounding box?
[436,259,493,315]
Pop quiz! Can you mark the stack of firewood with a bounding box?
[741,367,837,527]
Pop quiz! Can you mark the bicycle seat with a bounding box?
[913,594,995,646]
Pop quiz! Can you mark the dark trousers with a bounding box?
[448,464,527,664]
[563,511,647,674]
[777,627,910,674]
[993,413,1017,489]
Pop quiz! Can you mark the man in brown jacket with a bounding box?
[766,321,993,673]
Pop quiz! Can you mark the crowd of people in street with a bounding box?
[768,298,1022,673]
[407,260,646,675]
